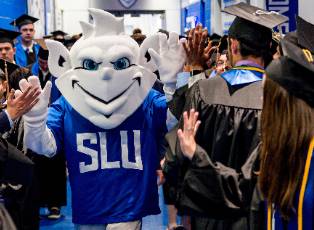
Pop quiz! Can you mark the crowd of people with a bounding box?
[0,2,313,230]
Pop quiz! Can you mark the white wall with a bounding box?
[90,0,181,34]
[53,0,313,36]
[28,0,46,37]
[54,0,90,35]
[299,0,314,24]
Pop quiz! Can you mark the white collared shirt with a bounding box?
[22,41,34,53]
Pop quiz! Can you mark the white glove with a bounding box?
[148,32,187,86]
[18,76,57,157]
[18,76,51,127]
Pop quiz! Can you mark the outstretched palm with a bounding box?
[148,32,187,85]
[177,109,201,160]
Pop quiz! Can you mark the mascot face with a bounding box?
[46,9,156,129]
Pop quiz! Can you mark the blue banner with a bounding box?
[0,0,27,30]
[266,0,298,33]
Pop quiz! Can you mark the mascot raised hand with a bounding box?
[17,9,185,228]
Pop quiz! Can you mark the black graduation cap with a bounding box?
[296,16,314,53]
[266,30,314,107]
[222,3,288,29]
[223,3,288,48]
[280,32,314,71]
[0,28,20,44]
[10,14,39,28]
[209,33,221,41]
[64,37,78,49]
[51,30,68,37]
[209,33,222,46]
[0,59,19,76]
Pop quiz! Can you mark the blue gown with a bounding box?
[14,40,40,67]
[266,139,314,230]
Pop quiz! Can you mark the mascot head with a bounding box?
[46,9,156,129]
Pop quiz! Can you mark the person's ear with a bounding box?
[3,80,7,91]
[13,47,16,55]
[230,38,239,55]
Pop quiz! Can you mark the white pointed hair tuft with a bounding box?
[79,9,124,39]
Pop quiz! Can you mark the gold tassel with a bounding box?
[302,49,314,63]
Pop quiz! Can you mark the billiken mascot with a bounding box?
[16,9,185,229]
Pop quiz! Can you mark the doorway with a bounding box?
[108,10,166,36]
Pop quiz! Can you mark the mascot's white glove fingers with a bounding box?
[19,78,31,93]
[22,79,51,127]
[42,81,52,101]
[28,75,41,88]
[158,33,168,56]
[169,32,179,49]
[148,48,161,67]
[14,89,22,98]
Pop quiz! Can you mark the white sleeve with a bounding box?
[23,123,57,158]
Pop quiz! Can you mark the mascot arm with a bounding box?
[18,77,57,157]
[24,125,57,157]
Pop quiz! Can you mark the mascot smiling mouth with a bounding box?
[72,77,141,118]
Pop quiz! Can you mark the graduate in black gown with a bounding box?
[257,16,314,230]
[163,3,287,230]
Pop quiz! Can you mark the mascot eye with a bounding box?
[82,59,101,71]
[111,57,131,70]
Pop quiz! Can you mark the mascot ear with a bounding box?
[138,34,160,72]
[46,40,72,78]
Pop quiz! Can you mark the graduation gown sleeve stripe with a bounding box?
[298,138,314,230]
[267,138,314,230]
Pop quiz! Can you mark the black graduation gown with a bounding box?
[0,111,11,134]
[0,134,35,230]
[164,75,262,230]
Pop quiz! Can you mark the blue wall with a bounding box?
[0,0,28,30]
[266,0,298,33]
[181,0,211,34]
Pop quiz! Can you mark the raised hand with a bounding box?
[148,32,187,85]
[6,85,41,121]
[16,76,52,126]
[177,109,201,160]
[183,24,217,70]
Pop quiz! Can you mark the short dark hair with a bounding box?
[0,40,15,48]
[230,38,272,66]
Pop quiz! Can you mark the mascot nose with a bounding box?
[100,67,114,80]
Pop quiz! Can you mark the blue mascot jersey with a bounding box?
[47,89,167,224]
